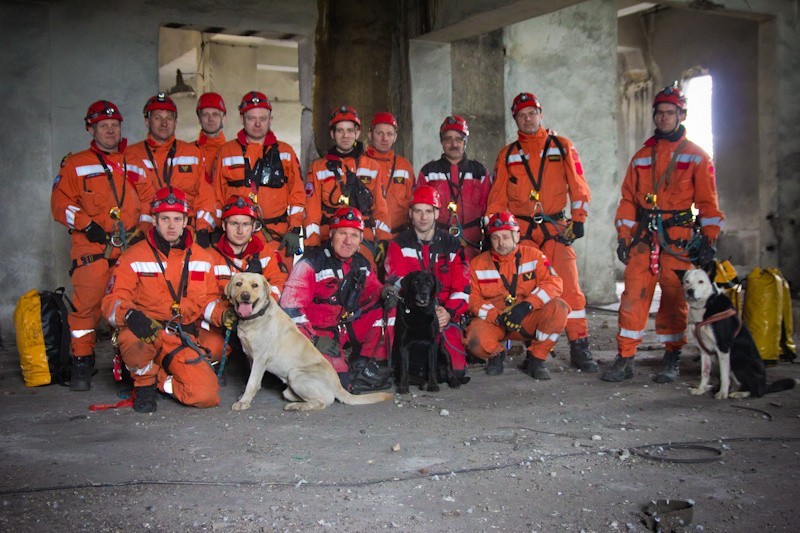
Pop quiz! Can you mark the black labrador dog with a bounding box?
[394,271,462,394]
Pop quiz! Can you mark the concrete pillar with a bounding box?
[409,40,452,170]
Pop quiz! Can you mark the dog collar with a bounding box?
[237,301,270,322]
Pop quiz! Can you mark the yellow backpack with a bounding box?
[742,267,797,363]
[13,288,73,386]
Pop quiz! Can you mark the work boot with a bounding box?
[350,357,392,394]
[654,350,681,383]
[522,356,551,380]
[600,354,634,382]
[69,354,95,391]
[569,338,599,373]
[133,384,158,413]
[485,351,505,376]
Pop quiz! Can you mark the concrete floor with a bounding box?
[1,307,798,532]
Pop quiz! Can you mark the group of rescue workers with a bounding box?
[50,84,723,413]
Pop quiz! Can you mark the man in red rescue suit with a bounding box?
[198,195,289,359]
[305,106,391,265]
[384,186,471,378]
[363,112,415,242]
[487,92,598,373]
[465,212,569,379]
[127,93,217,247]
[102,187,229,413]
[195,92,227,185]
[280,207,398,393]
[603,85,723,383]
[417,116,491,261]
[212,91,305,266]
[50,100,154,391]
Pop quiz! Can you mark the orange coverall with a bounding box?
[614,129,723,357]
[464,245,568,361]
[488,127,591,341]
[50,139,154,357]
[196,131,226,184]
[362,145,415,237]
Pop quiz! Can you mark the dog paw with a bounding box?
[396,385,410,395]
[424,384,440,393]
[729,391,750,399]
[689,386,710,396]
[714,391,729,400]
[231,401,251,411]
[447,378,461,389]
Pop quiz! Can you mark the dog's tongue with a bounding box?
[237,301,254,318]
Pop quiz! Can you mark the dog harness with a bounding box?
[694,308,741,353]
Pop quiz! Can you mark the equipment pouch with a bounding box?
[249,146,286,189]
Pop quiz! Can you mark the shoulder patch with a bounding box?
[60,153,71,168]
[52,174,62,191]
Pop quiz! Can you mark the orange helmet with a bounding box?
[221,196,259,220]
[410,185,442,209]
[151,186,189,215]
[370,112,397,129]
[238,91,272,114]
[196,92,226,114]
[511,92,541,116]
[143,92,177,118]
[487,212,520,234]
[653,84,687,111]
[85,100,123,129]
[329,106,361,129]
[439,115,468,138]
[330,207,365,231]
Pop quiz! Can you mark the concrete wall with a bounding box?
[410,41,452,170]
[504,0,619,304]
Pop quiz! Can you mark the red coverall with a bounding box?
[279,244,393,374]
[363,145,415,237]
[418,156,491,261]
[614,129,723,357]
[196,131,226,184]
[127,134,217,232]
[198,234,288,358]
[102,229,226,407]
[464,245,568,360]
[383,229,470,371]
[305,151,391,263]
[488,127,591,341]
[50,139,153,358]
[212,129,305,265]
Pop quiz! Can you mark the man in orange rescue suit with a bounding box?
[418,115,491,261]
[305,106,391,265]
[195,92,227,184]
[487,92,597,373]
[127,92,217,247]
[465,212,569,379]
[102,187,229,413]
[363,112,415,242]
[603,84,723,383]
[51,100,153,391]
[212,91,305,266]
[198,195,288,359]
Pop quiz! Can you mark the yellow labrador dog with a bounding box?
[225,272,393,411]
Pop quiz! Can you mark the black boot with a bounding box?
[654,350,681,383]
[485,351,505,376]
[133,384,158,413]
[522,356,551,380]
[350,357,392,394]
[69,355,95,391]
[600,354,634,382]
[569,338,599,373]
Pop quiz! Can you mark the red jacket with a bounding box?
[207,234,288,300]
[363,146,415,236]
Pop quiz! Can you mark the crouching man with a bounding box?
[464,212,569,380]
[102,187,229,413]
[280,207,397,392]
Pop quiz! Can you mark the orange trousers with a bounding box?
[69,259,114,357]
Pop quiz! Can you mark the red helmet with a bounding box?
[329,105,361,129]
[487,212,520,234]
[370,111,397,129]
[85,100,123,129]
[143,92,178,118]
[151,186,189,215]
[330,207,365,231]
[511,92,542,116]
[196,92,226,114]
[238,91,272,114]
[653,84,687,111]
[439,115,469,138]
[410,185,442,209]
[221,195,259,220]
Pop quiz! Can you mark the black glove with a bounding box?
[245,258,263,274]
[222,307,238,330]
[563,220,584,241]
[125,309,163,343]
[279,230,302,256]
[695,235,716,267]
[314,335,341,358]
[195,229,211,248]
[84,221,108,244]
[374,240,388,264]
[498,301,532,332]
[381,284,400,310]
[616,238,630,265]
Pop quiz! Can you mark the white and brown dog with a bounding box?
[677,266,797,399]
[225,273,393,411]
